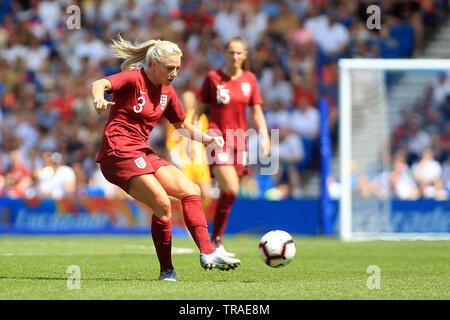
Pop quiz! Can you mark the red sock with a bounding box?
[181,195,215,254]
[211,191,237,246]
[151,215,173,272]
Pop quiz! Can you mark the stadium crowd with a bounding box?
[0,0,449,200]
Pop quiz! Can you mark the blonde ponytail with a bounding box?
[110,34,183,71]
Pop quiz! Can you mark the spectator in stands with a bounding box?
[392,109,415,152]
[439,94,450,122]
[261,0,281,18]
[36,101,60,130]
[436,122,450,161]
[213,0,241,43]
[49,81,77,119]
[422,107,442,136]
[270,127,304,199]
[72,161,87,196]
[4,149,32,198]
[304,3,329,42]
[37,0,62,32]
[240,1,268,49]
[207,34,227,70]
[15,111,39,156]
[406,114,432,164]
[272,1,298,37]
[326,159,371,200]
[389,0,425,55]
[37,125,58,153]
[24,33,50,72]
[74,29,109,65]
[182,1,215,37]
[431,73,450,107]
[290,96,319,140]
[264,65,293,107]
[390,152,420,200]
[36,151,76,199]
[310,10,350,60]
[265,99,290,132]
[25,146,43,178]
[287,18,314,53]
[290,70,316,108]
[412,147,446,199]
[363,168,391,200]
[352,39,375,58]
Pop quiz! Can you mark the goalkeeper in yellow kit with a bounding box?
[166,90,212,199]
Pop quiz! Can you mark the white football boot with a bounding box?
[200,250,241,271]
[215,244,236,258]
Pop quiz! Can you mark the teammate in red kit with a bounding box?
[196,37,270,257]
[92,35,240,281]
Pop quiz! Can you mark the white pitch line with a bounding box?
[0,247,195,256]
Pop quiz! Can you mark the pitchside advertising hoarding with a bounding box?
[0,197,448,234]
[0,197,188,235]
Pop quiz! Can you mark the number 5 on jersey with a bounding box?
[216,85,230,104]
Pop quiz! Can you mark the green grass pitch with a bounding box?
[0,235,449,300]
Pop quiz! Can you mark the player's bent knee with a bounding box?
[221,185,239,197]
[176,181,201,199]
[160,199,172,214]
[189,183,201,197]
[153,197,172,219]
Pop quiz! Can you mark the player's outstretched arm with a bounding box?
[91,79,115,114]
[172,120,224,148]
[250,104,270,157]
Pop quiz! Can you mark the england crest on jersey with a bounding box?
[241,82,251,97]
[160,94,168,108]
[134,156,147,169]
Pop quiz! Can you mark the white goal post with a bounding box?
[338,58,450,241]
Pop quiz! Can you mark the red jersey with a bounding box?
[96,68,186,162]
[197,69,263,150]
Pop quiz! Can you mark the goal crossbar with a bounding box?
[339,58,450,71]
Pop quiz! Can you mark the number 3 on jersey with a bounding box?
[216,85,230,105]
[134,96,145,113]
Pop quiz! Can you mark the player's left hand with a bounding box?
[204,135,224,148]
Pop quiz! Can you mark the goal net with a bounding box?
[338,59,450,241]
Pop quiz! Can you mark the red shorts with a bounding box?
[99,152,172,193]
[208,147,250,177]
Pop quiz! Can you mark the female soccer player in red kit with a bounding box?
[196,37,270,257]
[92,35,240,281]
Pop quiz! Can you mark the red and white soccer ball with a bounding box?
[258,230,296,268]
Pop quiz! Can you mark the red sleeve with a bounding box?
[249,73,263,106]
[197,72,213,104]
[164,86,186,123]
[104,70,137,93]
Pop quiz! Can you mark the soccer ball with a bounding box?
[258,230,296,268]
